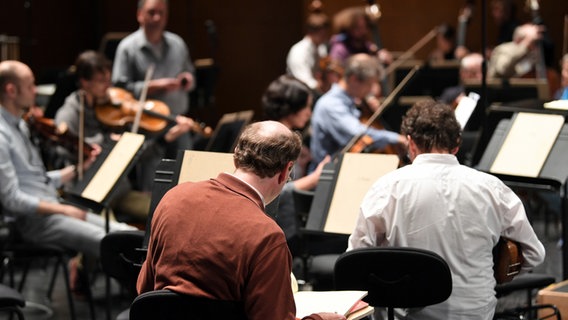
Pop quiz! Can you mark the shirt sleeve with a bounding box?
[244,240,297,320]
[496,181,546,272]
[348,179,391,250]
[0,131,40,215]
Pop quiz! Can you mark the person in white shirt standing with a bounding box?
[348,99,545,320]
[286,12,331,94]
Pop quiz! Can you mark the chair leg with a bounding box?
[59,256,77,320]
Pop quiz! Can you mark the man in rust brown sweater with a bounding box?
[137,121,344,320]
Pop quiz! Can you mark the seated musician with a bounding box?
[348,99,545,320]
[56,50,195,193]
[488,23,543,79]
[329,6,393,66]
[286,12,331,95]
[137,120,345,320]
[0,60,137,293]
[55,50,194,218]
[309,53,405,169]
[262,74,330,254]
[438,52,483,107]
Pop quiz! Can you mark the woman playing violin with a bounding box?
[55,50,196,192]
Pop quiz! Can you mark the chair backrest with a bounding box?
[100,230,146,295]
[130,289,247,320]
[334,247,452,309]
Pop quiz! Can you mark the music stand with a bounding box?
[306,153,399,235]
[141,150,235,250]
[64,132,146,232]
[477,113,568,279]
[205,110,254,152]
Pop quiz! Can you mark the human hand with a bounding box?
[377,48,393,65]
[454,46,469,60]
[177,72,194,91]
[149,78,181,94]
[61,204,87,220]
[82,143,102,171]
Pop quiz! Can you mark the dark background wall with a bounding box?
[1,0,566,123]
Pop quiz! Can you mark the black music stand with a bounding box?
[477,115,568,279]
[64,132,146,232]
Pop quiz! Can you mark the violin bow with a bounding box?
[383,27,438,80]
[339,65,420,155]
[77,90,85,181]
[132,64,155,134]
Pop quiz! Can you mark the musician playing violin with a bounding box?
[0,60,137,293]
[112,0,196,158]
[56,50,195,193]
[309,54,406,170]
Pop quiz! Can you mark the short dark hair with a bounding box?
[234,121,302,178]
[262,75,311,121]
[401,100,462,153]
[74,50,111,81]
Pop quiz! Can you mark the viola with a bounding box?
[95,87,212,137]
[24,112,94,159]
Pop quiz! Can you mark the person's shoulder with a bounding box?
[115,30,140,50]
[163,31,187,46]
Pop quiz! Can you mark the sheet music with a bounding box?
[454,92,479,129]
[490,113,564,177]
[81,132,145,202]
[324,153,399,234]
[178,150,235,184]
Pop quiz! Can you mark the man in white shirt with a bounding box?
[286,13,330,93]
[348,99,545,319]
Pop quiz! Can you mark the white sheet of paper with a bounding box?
[490,113,564,177]
[324,153,399,234]
[294,290,368,318]
[81,132,145,202]
[178,150,235,184]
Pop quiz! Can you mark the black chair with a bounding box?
[494,273,558,320]
[100,230,146,320]
[334,247,453,320]
[129,289,247,320]
[0,212,95,320]
[0,283,26,320]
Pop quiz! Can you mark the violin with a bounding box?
[95,87,212,137]
[24,111,94,160]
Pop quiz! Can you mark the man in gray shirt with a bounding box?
[0,60,135,266]
[112,0,197,191]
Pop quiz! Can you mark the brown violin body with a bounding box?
[24,113,94,159]
[96,87,212,137]
[96,87,172,133]
[493,237,523,284]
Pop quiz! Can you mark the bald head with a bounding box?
[0,61,35,111]
[234,121,302,178]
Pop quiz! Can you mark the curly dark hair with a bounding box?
[401,99,462,153]
[234,121,302,178]
[262,75,311,121]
